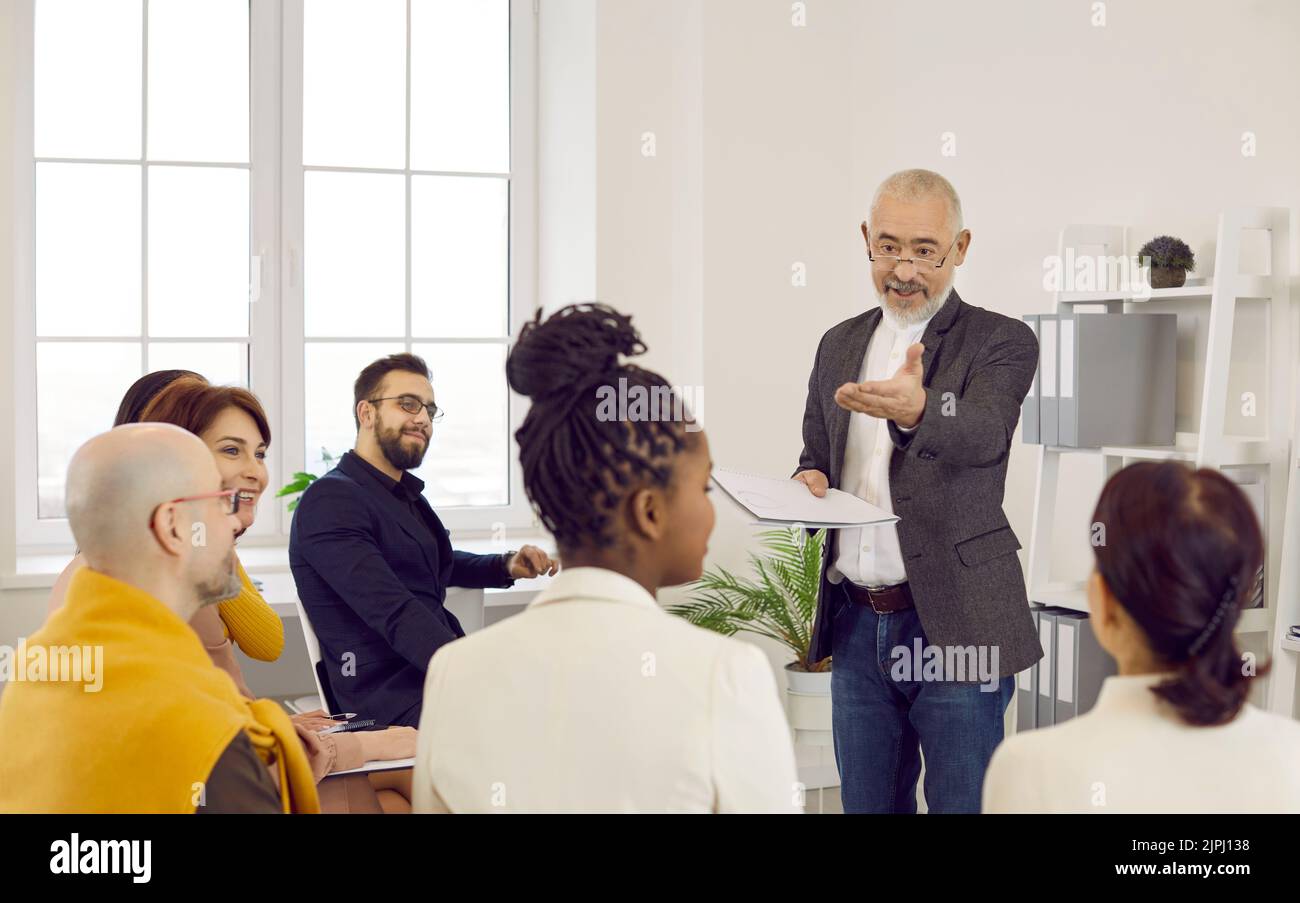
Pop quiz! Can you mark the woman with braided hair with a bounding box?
[984,461,1300,813]
[413,303,800,813]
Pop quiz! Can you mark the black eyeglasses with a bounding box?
[864,223,961,270]
[369,394,444,422]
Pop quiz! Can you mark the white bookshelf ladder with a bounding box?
[1024,208,1298,719]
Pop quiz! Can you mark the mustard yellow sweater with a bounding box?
[0,568,318,813]
[217,559,285,662]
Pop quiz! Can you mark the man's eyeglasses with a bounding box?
[369,394,444,422]
[864,224,961,270]
[152,489,241,525]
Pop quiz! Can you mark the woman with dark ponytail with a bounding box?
[413,303,799,813]
[984,461,1300,813]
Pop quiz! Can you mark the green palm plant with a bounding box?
[276,448,338,513]
[667,527,829,672]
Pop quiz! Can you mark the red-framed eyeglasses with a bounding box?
[152,489,242,525]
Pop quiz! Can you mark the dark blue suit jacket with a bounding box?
[288,451,514,727]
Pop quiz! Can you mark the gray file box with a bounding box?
[1016,603,1046,732]
[1060,312,1177,448]
[1021,315,1040,444]
[1039,315,1059,445]
[1058,313,1076,446]
[1036,608,1057,728]
[1052,610,1118,724]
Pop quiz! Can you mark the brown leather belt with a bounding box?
[843,580,914,614]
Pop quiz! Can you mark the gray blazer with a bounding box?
[795,290,1042,678]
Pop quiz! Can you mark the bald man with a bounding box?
[66,423,242,612]
[0,424,314,813]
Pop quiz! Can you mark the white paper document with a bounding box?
[330,756,417,777]
[711,468,899,529]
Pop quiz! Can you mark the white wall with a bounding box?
[1,0,19,566]
[538,0,596,311]
[579,0,1300,621]
[1,1,26,650]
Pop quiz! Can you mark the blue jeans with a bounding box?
[830,582,1014,814]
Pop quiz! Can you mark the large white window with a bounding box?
[14,0,536,549]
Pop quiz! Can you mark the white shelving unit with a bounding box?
[1024,209,1299,718]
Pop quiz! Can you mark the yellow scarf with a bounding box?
[0,568,319,814]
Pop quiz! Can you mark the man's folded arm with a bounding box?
[887,320,1038,467]
[295,486,458,670]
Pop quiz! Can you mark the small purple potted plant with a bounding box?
[1137,235,1195,289]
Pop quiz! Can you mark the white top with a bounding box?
[413,567,801,813]
[983,672,1300,813]
[830,310,931,586]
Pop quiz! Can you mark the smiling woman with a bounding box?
[134,378,285,682]
[142,380,272,538]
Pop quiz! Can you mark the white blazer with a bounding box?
[983,672,1300,813]
[413,567,801,813]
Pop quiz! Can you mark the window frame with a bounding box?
[11,0,539,554]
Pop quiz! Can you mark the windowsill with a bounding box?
[3,530,556,591]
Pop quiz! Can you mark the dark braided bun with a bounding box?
[507,303,693,550]
[507,304,646,401]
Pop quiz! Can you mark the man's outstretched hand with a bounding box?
[834,342,927,429]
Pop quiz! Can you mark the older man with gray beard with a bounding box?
[793,169,1041,813]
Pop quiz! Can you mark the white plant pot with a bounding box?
[784,663,832,734]
[785,663,831,694]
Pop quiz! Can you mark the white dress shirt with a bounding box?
[413,567,802,814]
[829,310,933,587]
[982,672,1300,813]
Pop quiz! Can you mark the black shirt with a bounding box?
[349,453,450,553]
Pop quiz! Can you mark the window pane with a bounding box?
[303,0,405,169]
[37,342,141,518]
[410,0,510,174]
[305,171,405,337]
[36,163,141,337]
[411,343,508,508]
[147,342,247,388]
[411,176,508,338]
[35,0,142,159]
[304,343,403,481]
[147,0,249,163]
[148,165,250,337]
